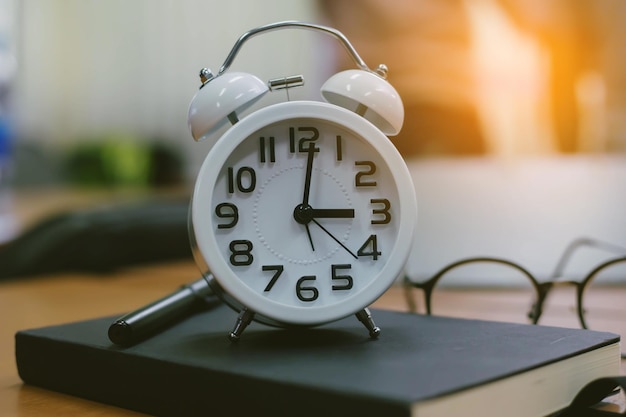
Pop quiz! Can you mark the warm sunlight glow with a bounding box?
[466,0,555,157]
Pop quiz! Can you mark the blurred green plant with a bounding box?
[63,134,183,188]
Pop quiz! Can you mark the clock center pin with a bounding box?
[293,204,314,224]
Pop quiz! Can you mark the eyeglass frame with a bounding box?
[402,237,626,357]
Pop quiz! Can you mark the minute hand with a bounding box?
[310,208,355,219]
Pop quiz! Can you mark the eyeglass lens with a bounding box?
[427,261,537,325]
[581,260,626,357]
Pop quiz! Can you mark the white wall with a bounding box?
[12,0,324,177]
[405,155,626,280]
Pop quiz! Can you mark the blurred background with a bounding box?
[0,0,625,280]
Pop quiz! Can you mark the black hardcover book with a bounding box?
[15,304,620,417]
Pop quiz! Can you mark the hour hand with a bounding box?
[310,208,355,219]
[294,206,354,223]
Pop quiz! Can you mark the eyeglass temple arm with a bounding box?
[550,237,626,280]
[402,275,435,314]
[402,276,416,312]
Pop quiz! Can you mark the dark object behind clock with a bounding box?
[0,197,192,280]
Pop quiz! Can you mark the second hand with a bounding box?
[311,219,358,259]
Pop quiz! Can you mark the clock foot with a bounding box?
[355,308,381,339]
[229,308,255,342]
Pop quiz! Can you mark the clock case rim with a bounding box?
[189,100,417,327]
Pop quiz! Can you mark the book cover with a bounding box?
[15,304,620,417]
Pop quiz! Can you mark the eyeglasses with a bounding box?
[403,237,626,358]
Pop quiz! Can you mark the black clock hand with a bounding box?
[296,143,318,251]
[301,143,316,207]
[294,208,355,225]
[310,208,355,219]
[294,207,354,251]
[311,219,358,259]
[304,223,315,251]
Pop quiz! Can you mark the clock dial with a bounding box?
[191,101,416,325]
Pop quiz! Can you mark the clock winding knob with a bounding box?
[199,68,214,85]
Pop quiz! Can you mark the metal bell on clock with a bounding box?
[187,70,269,143]
[321,66,404,136]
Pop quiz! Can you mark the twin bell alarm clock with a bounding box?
[186,21,417,341]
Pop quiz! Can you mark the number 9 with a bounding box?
[215,202,239,229]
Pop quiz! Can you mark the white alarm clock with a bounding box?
[187,21,417,340]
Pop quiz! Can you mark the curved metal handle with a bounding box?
[216,21,377,77]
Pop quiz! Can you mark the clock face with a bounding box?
[191,101,416,325]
